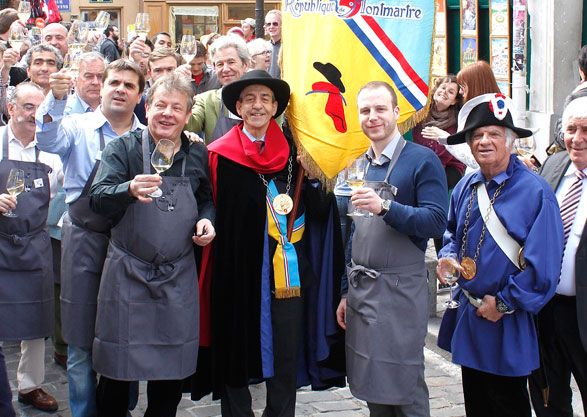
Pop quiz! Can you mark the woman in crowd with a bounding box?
[247,38,272,71]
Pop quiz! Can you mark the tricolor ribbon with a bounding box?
[266,180,305,298]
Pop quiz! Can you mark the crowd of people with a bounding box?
[0,6,585,417]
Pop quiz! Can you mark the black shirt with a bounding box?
[89,128,215,227]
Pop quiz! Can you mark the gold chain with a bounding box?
[460,180,507,264]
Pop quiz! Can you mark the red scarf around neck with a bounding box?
[207,119,289,174]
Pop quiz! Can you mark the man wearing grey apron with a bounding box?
[36,59,145,417]
[89,73,215,417]
[337,81,448,417]
[185,35,249,144]
[0,82,63,412]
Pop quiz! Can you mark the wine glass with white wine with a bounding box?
[8,24,27,53]
[149,139,175,198]
[346,156,370,217]
[67,20,89,52]
[438,253,461,309]
[17,1,31,25]
[515,136,536,158]
[180,35,196,64]
[3,168,25,218]
[135,14,151,42]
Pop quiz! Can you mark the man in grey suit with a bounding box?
[530,96,587,416]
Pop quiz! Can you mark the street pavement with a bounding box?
[4,294,585,417]
[3,328,465,417]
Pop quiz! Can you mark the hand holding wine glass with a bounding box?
[346,156,370,217]
[515,136,535,158]
[2,169,25,218]
[437,253,463,309]
[149,139,175,198]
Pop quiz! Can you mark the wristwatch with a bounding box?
[378,199,391,216]
[495,296,511,314]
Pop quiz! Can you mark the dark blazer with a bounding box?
[541,151,587,352]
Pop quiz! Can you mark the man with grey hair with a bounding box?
[41,23,68,60]
[437,93,565,417]
[89,73,215,416]
[0,81,63,412]
[23,44,63,95]
[186,35,250,143]
[529,96,587,417]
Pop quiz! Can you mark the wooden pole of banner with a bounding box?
[287,167,305,241]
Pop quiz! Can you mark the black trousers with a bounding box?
[96,376,183,417]
[461,366,530,417]
[220,296,304,417]
[529,295,587,416]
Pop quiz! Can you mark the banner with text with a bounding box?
[283,0,435,180]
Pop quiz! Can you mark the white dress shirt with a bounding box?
[555,163,587,296]
[0,124,63,199]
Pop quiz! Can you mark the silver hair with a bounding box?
[247,38,271,57]
[562,96,587,130]
[23,43,63,70]
[145,73,194,111]
[8,81,44,105]
[78,51,106,68]
[209,35,250,66]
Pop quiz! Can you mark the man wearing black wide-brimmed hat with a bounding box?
[198,69,345,416]
[436,93,565,417]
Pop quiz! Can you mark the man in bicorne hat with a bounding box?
[436,93,565,417]
[198,69,345,417]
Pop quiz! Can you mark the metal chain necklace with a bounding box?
[258,156,294,215]
[459,180,507,280]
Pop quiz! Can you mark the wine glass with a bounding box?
[345,156,370,217]
[8,24,27,53]
[438,253,461,309]
[135,13,151,42]
[68,20,89,52]
[515,136,535,158]
[180,35,196,64]
[17,1,31,24]
[63,52,80,77]
[29,26,42,46]
[149,139,175,198]
[3,168,25,218]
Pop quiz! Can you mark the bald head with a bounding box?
[42,23,68,57]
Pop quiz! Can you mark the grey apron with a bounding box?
[93,130,200,381]
[346,140,429,405]
[0,129,53,340]
[60,128,112,349]
[209,100,240,143]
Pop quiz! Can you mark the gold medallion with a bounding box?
[461,257,477,280]
[273,194,293,215]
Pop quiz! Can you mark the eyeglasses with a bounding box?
[252,50,271,57]
[264,22,279,27]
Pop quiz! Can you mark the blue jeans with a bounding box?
[0,347,15,417]
[68,345,97,417]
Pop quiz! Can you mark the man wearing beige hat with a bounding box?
[241,18,255,43]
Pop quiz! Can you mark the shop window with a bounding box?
[80,9,120,30]
[170,6,219,44]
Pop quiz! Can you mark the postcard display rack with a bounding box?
[489,0,511,96]
[432,0,448,83]
[460,0,478,68]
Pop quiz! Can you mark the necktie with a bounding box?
[560,170,586,246]
[254,139,264,154]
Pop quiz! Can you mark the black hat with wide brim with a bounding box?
[222,70,291,119]
[447,93,534,145]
